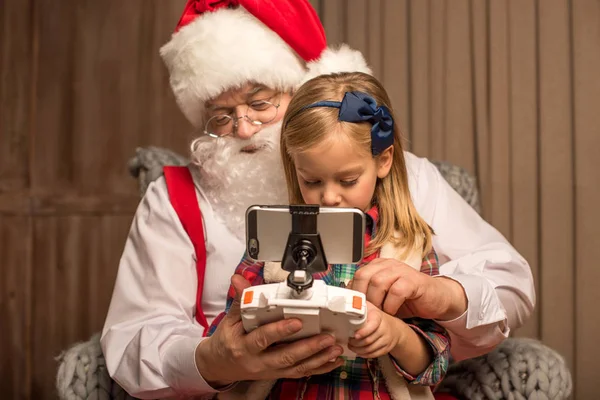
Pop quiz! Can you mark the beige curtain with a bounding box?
[310,0,600,397]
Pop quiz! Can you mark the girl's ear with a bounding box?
[376,145,394,179]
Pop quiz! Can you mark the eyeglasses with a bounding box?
[203,95,282,138]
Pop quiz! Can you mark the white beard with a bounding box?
[190,121,289,241]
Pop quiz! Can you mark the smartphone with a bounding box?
[245,205,365,264]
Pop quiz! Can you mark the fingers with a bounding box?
[382,278,414,316]
[260,334,343,377]
[225,274,251,322]
[231,274,251,295]
[351,260,388,295]
[302,358,345,377]
[349,336,389,359]
[226,294,243,322]
[244,318,304,354]
[395,304,415,319]
[352,259,414,310]
[352,303,381,340]
[267,333,337,364]
[278,343,345,378]
[349,329,382,348]
[364,271,401,309]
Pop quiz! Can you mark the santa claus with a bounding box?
[101,0,534,399]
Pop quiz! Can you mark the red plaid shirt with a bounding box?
[208,207,450,399]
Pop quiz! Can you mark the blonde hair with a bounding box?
[281,72,433,257]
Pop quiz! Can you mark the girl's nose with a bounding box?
[321,187,341,207]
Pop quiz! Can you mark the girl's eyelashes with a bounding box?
[300,178,359,187]
[302,179,321,186]
[340,178,358,187]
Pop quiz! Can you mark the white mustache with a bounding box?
[190,122,281,163]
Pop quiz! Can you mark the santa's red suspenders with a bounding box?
[163,166,209,335]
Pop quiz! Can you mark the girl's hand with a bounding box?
[347,301,404,359]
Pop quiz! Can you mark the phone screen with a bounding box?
[246,205,365,264]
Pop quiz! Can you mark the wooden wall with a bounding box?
[2,0,599,398]
[0,1,190,397]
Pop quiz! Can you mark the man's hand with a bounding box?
[195,274,345,387]
[350,258,468,321]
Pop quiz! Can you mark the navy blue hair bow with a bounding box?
[302,91,394,155]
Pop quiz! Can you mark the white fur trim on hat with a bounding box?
[160,7,372,128]
[301,44,372,87]
[160,6,306,128]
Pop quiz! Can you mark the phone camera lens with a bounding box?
[248,238,259,258]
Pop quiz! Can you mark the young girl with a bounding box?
[208,72,450,400]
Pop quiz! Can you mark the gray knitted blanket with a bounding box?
[56,334,134,400]
[56,334,572,400]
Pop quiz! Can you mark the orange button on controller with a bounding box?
[243,290,254,304]
[352,296,362,310]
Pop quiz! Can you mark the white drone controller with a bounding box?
[240,270,367,359]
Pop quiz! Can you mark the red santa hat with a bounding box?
[160,0,371,128]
